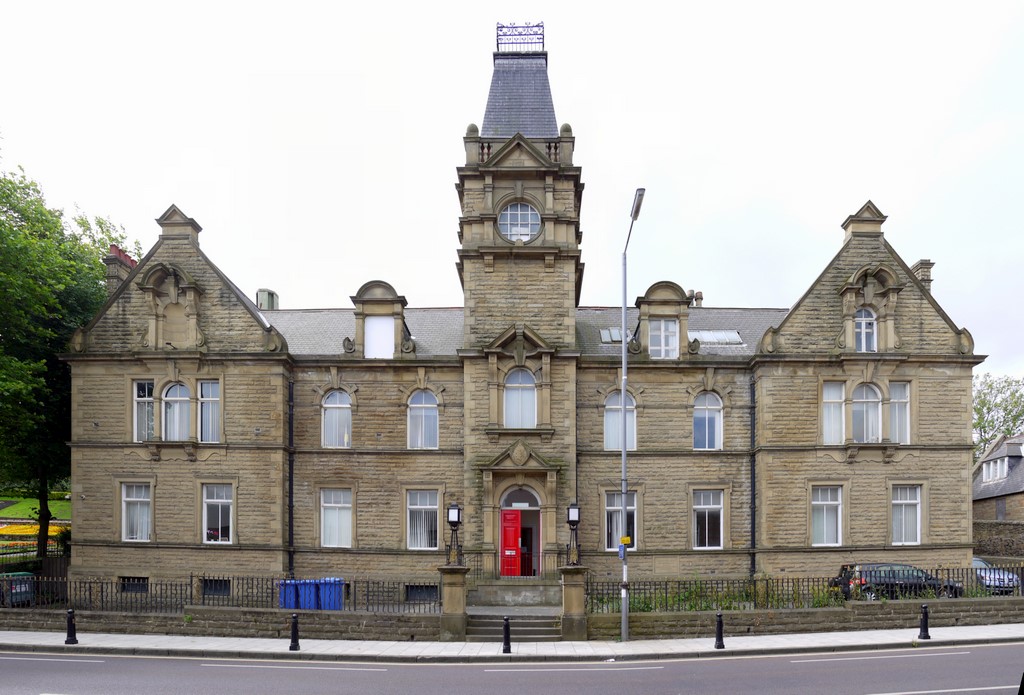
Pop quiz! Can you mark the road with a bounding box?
[1,643,1023,694]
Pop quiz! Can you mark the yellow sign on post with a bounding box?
[620,536,631,545]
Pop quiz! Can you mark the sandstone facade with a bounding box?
[65,42,981,594]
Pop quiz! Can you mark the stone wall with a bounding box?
[973,520,1024,557]
[0,606,439,641]
[588,596,1024,640]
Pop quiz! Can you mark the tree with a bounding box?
[0,167,137,557]
[973,372,1024,461]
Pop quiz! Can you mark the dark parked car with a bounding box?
[973,557,1020,595]
[830,563,963,600]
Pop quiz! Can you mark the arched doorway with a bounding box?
[499,487,541,577]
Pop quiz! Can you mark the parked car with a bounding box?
[830,563,963,600]
[973,557,1020,595]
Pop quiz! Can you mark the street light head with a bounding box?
[447,502,462,530]
[566,501,580,527]
[630,188,646,221]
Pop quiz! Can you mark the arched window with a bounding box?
[854,308,877,352]
[162,383,190,441]
[407,390,439,449]
[504,368,537,428]
[851,384,881,443]
[693,392,723,450]
[604,392,637,451]
[322,391,352,448]
[498,202,541,241]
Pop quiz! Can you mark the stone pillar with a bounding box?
[560,565,588,641]
[438,565,470,642]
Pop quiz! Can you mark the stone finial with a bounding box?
[841,201,887,242]
[156,205,202,242]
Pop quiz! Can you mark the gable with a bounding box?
[71,233,284,355]
[762,227,973,357]
[484,134,554,170]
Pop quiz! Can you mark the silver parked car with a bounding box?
[973,557,1021,595]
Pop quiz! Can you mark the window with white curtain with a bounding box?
[408,390,439,449]
[504,368,537,428]
[407,489,438,550]
[822,382,845,445]
[162,383,190,441]
[199,380,221,443]
[322,391,352,448]
[852,384,882,443]
[321,488,352,548]
[603,392,636,451]
[889,382,910,444]
[121,483,151,542]
[892,485,921,545]
[811,486,842,546]
[605,491,636,551]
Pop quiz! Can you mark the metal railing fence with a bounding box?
[1,574,440,614]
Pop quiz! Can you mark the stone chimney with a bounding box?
[693,291,703,308]
[257,288,279,310]
[911,259,934,292]
[103,244,137,296]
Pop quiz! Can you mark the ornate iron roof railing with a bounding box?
[496,22,544,52]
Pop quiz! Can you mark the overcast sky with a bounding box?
[2,2,1022,376]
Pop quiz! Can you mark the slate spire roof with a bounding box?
[481,51,559,139]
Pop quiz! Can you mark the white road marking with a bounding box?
[202,663,387,672]
[484,666,664,672]
[791,650,970,663]
[0,656,105,663]
[865,686,1018,694]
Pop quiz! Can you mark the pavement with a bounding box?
[0,622,1022,663]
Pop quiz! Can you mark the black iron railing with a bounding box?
[2,574,440,614]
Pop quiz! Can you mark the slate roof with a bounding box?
[576,306,787,358]
[481,53,559,139]
[973,433,1024,501]
[262,306,788,359]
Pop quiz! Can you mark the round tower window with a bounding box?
[498,202,541,241]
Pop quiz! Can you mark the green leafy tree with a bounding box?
[0,167,137,556]
[973,372,1024,461]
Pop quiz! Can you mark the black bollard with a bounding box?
[714,610,725,649]
[917,603,930,641]
[289,612,300,651]
[65,608,78,645]
[502,615,511,654]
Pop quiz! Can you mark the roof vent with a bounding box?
[257,289,279,310]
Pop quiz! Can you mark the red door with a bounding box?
[500,510,521,577]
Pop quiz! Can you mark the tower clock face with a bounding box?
[498,202,541,241]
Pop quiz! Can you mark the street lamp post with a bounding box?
[620,187,645,642]
[566,501,581,566]
[446,502,463,565]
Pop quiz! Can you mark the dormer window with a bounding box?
[498,202,541,241]
[364,316,395,358]
[650,319,679,359]
[854,308,877,352]
[982,457,1009,482]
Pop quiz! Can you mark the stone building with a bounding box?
[973,433,1024,522]
[65,27,982,591]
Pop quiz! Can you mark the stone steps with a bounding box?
[465,613,561,642]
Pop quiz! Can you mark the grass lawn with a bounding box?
[0,498,71,520]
